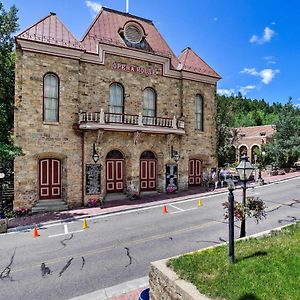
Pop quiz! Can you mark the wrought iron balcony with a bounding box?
[78,110,185,135]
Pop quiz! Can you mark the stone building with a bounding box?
[235,125,275,163]
[14,7,220,210]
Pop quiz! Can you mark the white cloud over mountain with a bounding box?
[240,68,280,84]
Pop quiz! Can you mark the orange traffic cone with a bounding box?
[163,205,168,214]
[33,227,39,238]
[82,219,88,229]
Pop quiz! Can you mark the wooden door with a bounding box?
[140,159,156,191]
[189,159,202,186]
[39,158,61,200]
[106,159,124,192]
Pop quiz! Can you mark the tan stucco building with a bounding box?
[14,8,220,210]
[235,125,275,163]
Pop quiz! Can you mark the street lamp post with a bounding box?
[236,155,254,238]
[0,162,5,219]
[227,178,235,263]
[258,151,266,185]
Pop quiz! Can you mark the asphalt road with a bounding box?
[0,177,299,300]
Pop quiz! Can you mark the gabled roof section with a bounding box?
[17,12,84,50]
[81,7,179,68]
[178,47,221,79]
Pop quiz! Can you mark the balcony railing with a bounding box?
[78,110,185,134]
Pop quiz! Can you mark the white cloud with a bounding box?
[85,1,102,17]
[264,56,276,65]
[250,26,275,44]
[260,69,279,84]
[213,17,218,22]
[217,89,235,97]
[240,67,280,84]
[239,85,256,96]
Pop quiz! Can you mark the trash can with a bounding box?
[139,288,149,300]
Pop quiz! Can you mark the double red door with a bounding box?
[140,159,156,191]
[39,158,62,200]
[189,159,202,185]
[106,159,124,192]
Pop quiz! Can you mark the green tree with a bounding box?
[266,98,300,168]
[0,2,22,168]
[216,95,237,166]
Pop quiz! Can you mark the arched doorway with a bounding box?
[251,145,260,163]
[106,150,124,193]
[140,151,156,191]
[189,159,202,186]
[239,146,248,158]
[39,158,62,200]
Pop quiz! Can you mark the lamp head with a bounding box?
[236,155,254,181]
[226,178,235,192]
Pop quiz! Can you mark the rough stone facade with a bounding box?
[14,8,220,209]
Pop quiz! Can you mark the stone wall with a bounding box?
[14,47,217,208]
[149,259,211,300]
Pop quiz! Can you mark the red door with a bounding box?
[106,159,124,192]
[140,159,156,191]
[189,159,202,186]
[39,158,62,200]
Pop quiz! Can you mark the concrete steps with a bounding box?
[32,199,68,213]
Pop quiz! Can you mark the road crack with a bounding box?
[0,248,16,281]
[124,247,132,267]
[59,258,73,277]
[41,263,52,278]
[60,233,74,248]
[80,257,85,270]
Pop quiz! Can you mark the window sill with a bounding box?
[43,122,60,126]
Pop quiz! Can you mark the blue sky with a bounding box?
[3,0,300,105]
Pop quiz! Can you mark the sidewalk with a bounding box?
[8,170,300,231]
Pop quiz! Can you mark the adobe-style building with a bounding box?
[14,7,220,210]
[235,125,275,162]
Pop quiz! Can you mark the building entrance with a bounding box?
[189,159,202,185]
[39,158,62,199]
[140,151,156,191]
[106,150,124,193]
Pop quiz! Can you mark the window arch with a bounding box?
[143,88,156,117]
[195,94,203,130]
[43,73,59,122]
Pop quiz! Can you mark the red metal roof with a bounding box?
[178,47,221,79]
[17,8,220,78]
[17,13,83,50]
[81,7,180,68]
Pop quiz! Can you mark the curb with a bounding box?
[7,174,300,233]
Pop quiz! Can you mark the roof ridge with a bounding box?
[17,13,52,37]
[102,7,153,24]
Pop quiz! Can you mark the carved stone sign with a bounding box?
[166,164,178,191]
[112,62,156,76]
[86,164,101,195]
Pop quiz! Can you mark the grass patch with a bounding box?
[168,222,300,300]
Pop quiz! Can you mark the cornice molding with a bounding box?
[16,38,219,84]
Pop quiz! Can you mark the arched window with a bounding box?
[143,88,156,117]
[109,83,124,123]
[43,73,59,122]
[109,83,124,114]
[195,94,203,130]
